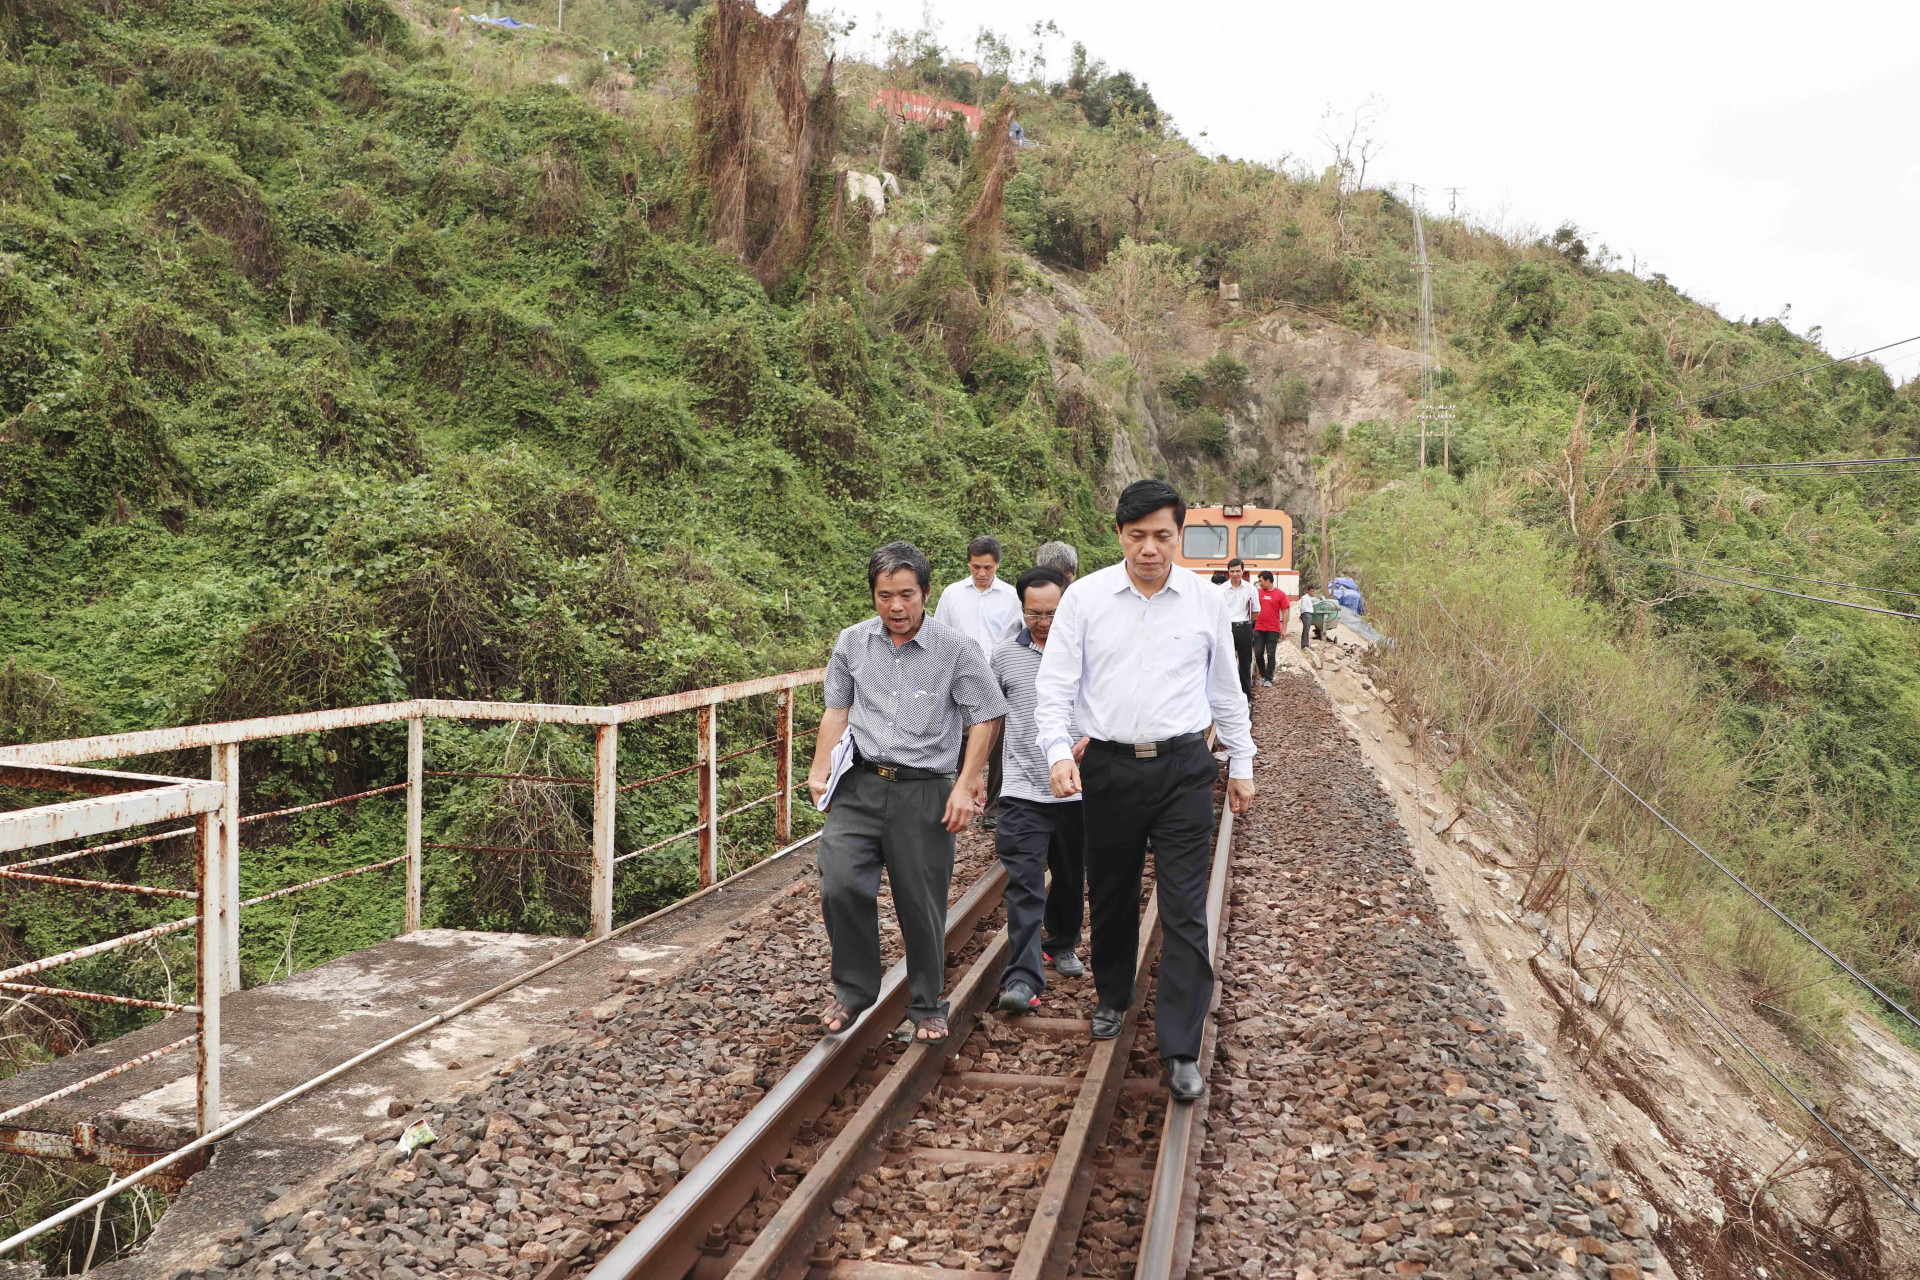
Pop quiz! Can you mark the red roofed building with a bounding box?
[869,88,983,136]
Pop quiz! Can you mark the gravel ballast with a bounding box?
[167,839,997,1280]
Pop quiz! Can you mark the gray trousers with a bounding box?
[819,767,955,1021]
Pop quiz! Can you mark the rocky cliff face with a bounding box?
[1004,261,1421,519]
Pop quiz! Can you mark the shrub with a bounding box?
[152,151,283,283]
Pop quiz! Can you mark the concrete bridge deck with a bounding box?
[0,849,812,1279]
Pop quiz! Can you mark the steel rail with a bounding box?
[614,824,706,864]
[617,760,702,793]
[421,842,592,859]
[235,854,408,909]
[0,867,195,898]
[422,771,594,786]
[0,915,198,986]
[721,925,1014,1280]
[1012,895,1163,1280]
[0,982,197,1013]
[239,783,410,821]
[1135,797,1237,1280]
[0,829,829,1259]
[0,1034,199,1127]
[5,829,195,871]
[586,863,1011,1280]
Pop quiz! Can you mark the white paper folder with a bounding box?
[815,727,856,811]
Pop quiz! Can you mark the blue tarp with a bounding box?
[1331,576,1365,614]
[468,14,534,27]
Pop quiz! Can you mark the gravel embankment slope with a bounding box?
[1189,668,1656,1279]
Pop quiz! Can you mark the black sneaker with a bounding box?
[1045,950,1085,978]
[998,982,1040,1014]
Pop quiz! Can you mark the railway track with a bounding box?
[585,786,1237,1280]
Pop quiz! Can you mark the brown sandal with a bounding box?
[820,1000,859,1034]
[913,1017,949,1044]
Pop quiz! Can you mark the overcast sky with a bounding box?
[829,0,1920,382]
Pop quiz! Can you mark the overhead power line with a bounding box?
[1663,332,1920,413]
[1584,454,1920,475]
[1428,597,1920,1214]
[1600,545,1920,622]
[1621,555,1920,603]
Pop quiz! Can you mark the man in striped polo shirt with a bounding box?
[985,566,1086,1014]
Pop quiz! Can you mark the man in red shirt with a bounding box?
[1253,571,1289,686]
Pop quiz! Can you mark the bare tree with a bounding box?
[1319,97,1385,251]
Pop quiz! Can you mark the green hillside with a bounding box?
[2,0,1918,1265]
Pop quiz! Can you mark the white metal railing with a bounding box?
[0,670,825,1171]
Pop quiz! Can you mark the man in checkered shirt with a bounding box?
[805,542,1008,1045]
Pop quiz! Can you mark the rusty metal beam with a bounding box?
[0,781,224,855]
[586,864,1009,1280]
[0,702,422,767]
[608,669,826,724]
[0,1123,200,1189]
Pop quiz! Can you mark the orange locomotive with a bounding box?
[1171,504,1298,595]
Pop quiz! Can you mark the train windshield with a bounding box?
[1182,524,1228,559]
[1237,525,1287,561]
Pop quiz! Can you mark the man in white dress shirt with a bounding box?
[1219,557,1259,702]
[1034,480,1256,1103]
[935,536,1020,824]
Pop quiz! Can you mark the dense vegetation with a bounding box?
[1,0,1916,1265]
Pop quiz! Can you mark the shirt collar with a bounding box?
[1114,565,1186,600]
[868,615,930,649]
[1015,625,1036,648]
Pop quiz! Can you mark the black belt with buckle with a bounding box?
[1086,732,1206,760]
[856,758,953,782]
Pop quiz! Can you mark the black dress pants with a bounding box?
[1081,738,1218,1062]
[1231,622,1254,698]
[1042,818,1086,957]
[1253,629,1279,681]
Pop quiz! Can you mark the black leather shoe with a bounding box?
[1090,1006,1125,1040]
[1166,1057,1204,1102]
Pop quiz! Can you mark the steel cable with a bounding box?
[1429,598,1920,1210]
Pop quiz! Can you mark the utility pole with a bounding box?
[1445,186,1463,217]
[557,0,564,31]
[1410,187,1453,474]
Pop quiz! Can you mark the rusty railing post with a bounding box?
[196,809,223,1134]
[697,704,718,887]
[590,724,617,938]
[405,715,424,933]
[210,743,241,993]
[775,688,794,846]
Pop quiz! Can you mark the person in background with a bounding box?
[934,536,1019,826]
[1036,540,1079,584]
[1034,479,1256,1104]
[1000,540,1080,641]
[985,567,1087,1014]
[807,542,1009,1044]
[1220,558,1259,701]
[1021,539,1087,979]
[1297,581,1324,650]
[1253,570,1289,686]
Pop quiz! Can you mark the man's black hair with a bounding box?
[868,541,931,594]
[1211,571,1228,585]
[1015,566,1068,603]
[1114,479,1185,529]
[1227,557,1244,568]
[1258,569,1274,581]
[966,535,1003,562]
